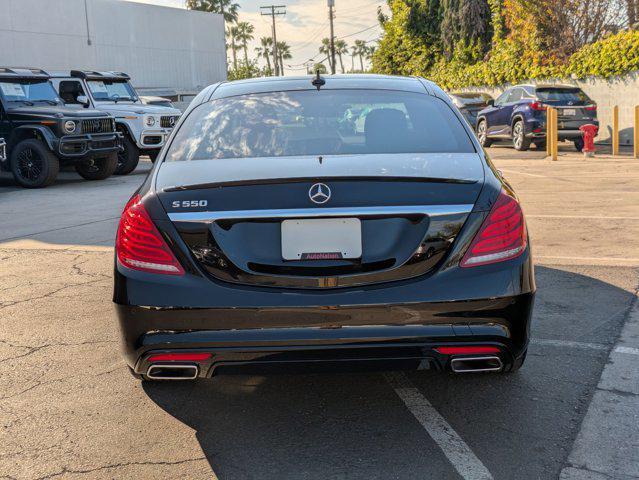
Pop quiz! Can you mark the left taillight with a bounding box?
[116,194,185,275]
[460,190,527,268]
[530,101,547,111]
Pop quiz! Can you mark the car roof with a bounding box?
[0,67,50,81]
[516,83,581,90]
[49,70,130,81]
[207,74,436,101]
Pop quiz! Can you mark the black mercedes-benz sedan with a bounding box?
[113,74,535,381]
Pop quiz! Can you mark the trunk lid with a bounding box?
[156,153,484,289]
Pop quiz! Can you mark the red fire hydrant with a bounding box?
[579,124,598,158]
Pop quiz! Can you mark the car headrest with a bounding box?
[364,108,409,151]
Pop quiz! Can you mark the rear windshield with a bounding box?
[165,89,474,161]
[536,88,591,104]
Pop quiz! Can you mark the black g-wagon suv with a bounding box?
[0,68,121,188]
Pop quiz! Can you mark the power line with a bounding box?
[337,23,379,40]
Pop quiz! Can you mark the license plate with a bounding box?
[562,108,576,116]
[281,218,362,261]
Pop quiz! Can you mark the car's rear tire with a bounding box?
[512,120,531,151]
[574,137,585,152]
[114,135,139,175]
[477,120,493,148]
[75,152,118,180]
[10,138,59,188]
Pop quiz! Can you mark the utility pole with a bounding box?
[327,0,336,74]
[260,5,286,76]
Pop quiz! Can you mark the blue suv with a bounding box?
[476,84,598,151]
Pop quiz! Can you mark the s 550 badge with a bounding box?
[172,200,208,208]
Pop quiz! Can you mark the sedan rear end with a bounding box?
[113,75,535,381]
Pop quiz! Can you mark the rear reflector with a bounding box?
[148,353,212,362]
[116,195,185,275]
[460,190,527,267]
[435,346,500,355]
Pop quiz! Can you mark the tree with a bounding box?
[335,39,348,73]
[186,0,239,24]
[235,22,255,65]
[275,41,292,75]
[255,37,273,73]
[354,39,367,71]
[226,25,239,70]
[309,62,328,74]
[319,38,334,72]
[440,0,492,61]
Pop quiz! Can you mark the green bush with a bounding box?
[374,29,639,89]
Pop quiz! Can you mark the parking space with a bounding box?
[1,150,638,479]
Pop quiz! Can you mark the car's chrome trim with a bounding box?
[168,204,474,223]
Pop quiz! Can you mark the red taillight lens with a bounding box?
[460,190,527,268]
[148,353,212,362]
[530,101,547,111]
[585,105,597,112]
[116,194,185,275]
[435,346,500,355]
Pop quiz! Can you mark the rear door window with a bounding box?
[165,89,475,161]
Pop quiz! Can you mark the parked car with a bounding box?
[0,67,121,188]
[139,96,175,108]
[50,71,181,175]
[113,74,535,381]
[476,84,598,151]
[449,92,493,128]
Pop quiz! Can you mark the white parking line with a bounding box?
[531,339,607,351]
[384,372,493,480]
[614,345,639,356]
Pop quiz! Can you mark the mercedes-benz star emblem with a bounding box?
[309,183,331,204]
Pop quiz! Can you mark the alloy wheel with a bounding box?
[16,147,43,182]
[513,122,523,149]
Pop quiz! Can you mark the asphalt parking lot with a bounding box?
[1,146,638,480]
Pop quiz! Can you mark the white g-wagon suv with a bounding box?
[51,71,181,175]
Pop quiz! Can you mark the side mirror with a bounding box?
[487,99,495,107]
[77,95,90,107]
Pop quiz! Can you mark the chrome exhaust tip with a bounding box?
[450,356,503,373]
[146,364,198,380]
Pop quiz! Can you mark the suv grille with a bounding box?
[160,116,178,128]
[80,118,114,134]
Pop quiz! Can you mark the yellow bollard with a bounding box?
[613,105,619,156]
[546,107,553,157]
[634,106,639,159]
[551,108,559,161]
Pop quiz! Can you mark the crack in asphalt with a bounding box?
[0,279,106,310]
[33,457,208,480]
[0,339,117,364]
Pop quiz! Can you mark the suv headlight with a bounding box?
[145,115,156,127]
[63,120,77,133]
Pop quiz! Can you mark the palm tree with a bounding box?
[319,38,333,73]
[364,45,376,67]
[226,25,240,70]
[353,39,367,71]
[349,45,358,72]
[335,39,348,73]
[186,0,239,24]
[276,41,292,75]
[235,22,255,65]
[255,37,273,74]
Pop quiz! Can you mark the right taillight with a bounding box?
[116,194,185,275]
[460,190,527,268]
[585,105,597,112]
[530,101,547,111]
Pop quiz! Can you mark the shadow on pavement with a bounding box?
[142,266,635,480]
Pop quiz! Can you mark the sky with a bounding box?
[126,0,385,73]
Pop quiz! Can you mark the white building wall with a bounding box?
[0,0,226,92]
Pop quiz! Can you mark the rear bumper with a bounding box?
[117,292,535,377]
